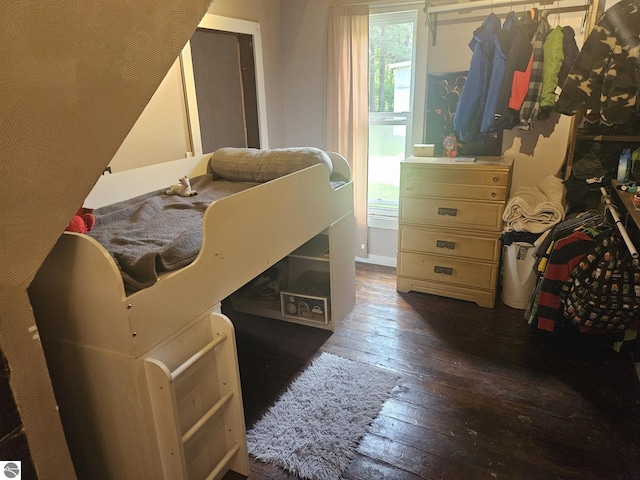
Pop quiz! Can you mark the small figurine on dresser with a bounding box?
[443,133,458,157]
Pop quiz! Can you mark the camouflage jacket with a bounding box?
[555,0,640,124]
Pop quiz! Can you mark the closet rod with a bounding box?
[424,0,591,44]
[425,0,590,14]
[600,187,639,261]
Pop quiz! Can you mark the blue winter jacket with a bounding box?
[453,13,501,141]
[481,12,518,133]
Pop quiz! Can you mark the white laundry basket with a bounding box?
[501,242,538,309]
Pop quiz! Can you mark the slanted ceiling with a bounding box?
[0,2,212,286]
[0,1,210,477]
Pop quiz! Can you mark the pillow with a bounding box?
[209,147,333,182]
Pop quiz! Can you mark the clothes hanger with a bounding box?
[551,210,608,241]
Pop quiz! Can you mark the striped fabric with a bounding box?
[518,15,550,130]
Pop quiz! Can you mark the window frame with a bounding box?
[367,9,418,223]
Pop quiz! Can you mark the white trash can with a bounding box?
[501,242,538,309]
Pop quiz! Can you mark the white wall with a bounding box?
[108,0,592,266]
[110,60,191,172]
[280,0,331,148]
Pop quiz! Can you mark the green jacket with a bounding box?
[539,26,564,109]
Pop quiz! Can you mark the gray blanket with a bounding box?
[88,175,258,294]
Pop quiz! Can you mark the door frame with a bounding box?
[180,14,269,156]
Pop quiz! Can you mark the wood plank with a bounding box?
[223,262,640,480]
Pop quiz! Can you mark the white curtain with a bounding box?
[326,6,369,257]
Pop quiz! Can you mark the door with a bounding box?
[181,15,269,155]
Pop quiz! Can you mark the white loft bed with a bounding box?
[28,150,355,480]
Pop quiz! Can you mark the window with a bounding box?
[368,10,417,221]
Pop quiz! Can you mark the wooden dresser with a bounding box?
[397,156,513,308]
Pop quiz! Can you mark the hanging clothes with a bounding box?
[538,25,579,121]
[509,52,534,112]
[537,25,564,121]
[481,11,519,133]
[526,211,604,324]
[556,26,579,88]
[518,12,551,130]
[493,10,539,131]
[562,234,640,331]
[534,229,601,332]
[558,26,580,85]
[555,0,640,125]
[453,13,501,142]
[527,206,640,341]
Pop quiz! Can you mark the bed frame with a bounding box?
[28,152,355,480]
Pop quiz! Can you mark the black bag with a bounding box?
[562,234,640,330]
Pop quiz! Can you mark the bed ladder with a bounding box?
[144,313,249,480]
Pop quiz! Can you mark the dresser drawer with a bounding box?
[400,197,505,231]
[397,252,498,290]
[400,181,508,201]
[401,165,510,188]
[398,226,500,262]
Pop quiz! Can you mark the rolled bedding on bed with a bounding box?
[502,175,566,234]
[209,147,348,186]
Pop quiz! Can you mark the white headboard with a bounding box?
[85,154,213,209]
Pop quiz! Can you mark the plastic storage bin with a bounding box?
[501,242,537,309]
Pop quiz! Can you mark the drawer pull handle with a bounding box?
[491,192,496,198]
[437,207,458,216]
[436,240,456,249]
[493,176,499,182]
[434,266,453,275]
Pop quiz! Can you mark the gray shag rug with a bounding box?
[246,352,400,480]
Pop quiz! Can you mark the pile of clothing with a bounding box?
[564,142,620,213]
[525,211,640,350]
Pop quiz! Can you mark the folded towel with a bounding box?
[503,175,565,234]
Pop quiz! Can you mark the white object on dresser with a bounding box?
[396,156,513,308]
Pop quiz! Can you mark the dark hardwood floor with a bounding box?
[222,262,640,480]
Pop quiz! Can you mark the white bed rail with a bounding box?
[85,153,213,209]
[327,151,352,181]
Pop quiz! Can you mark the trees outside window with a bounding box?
[368,11,417,219]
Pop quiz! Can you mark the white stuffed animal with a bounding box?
[165,176,198,197]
